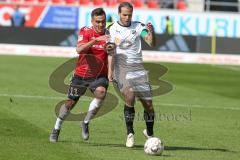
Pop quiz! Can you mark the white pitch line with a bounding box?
[1,93,240,111]
[214,65,240,72]
[154,102,240,111]
[158,103,201,107]
[0,93,90,101]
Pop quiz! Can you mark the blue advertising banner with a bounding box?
[78,7,240,38]
[38,6,79,29]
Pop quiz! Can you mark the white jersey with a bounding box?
[108,21,147,63]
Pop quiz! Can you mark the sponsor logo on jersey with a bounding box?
[131,30,136,34]
[92,44,104,49]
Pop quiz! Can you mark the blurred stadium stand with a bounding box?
[2,0,238,12]
[0,0,185,10]
[79,0,90,5]
[38,0,49,3]
[204,0,239,12]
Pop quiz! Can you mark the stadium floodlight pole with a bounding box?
[211,20,217,55]
[206,0,210,12]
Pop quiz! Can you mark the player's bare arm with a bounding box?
[107,55,114,82]
[144,23,156,47]
[76,35,110,54]
[106,42,116,82]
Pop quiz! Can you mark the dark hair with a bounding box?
[118,2,133,13]
[91,8,106,18]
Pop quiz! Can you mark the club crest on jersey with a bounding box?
[119,40,132,49]
[78,35,83,42]
[114,37,121,45]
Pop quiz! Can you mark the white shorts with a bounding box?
[115,69,152,100]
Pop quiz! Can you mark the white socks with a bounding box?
[84,98,102,123]
[88,98,102,112]
[54,98,102,129]
[54,118,63,130]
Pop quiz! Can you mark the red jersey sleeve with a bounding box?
[77,27,90,46]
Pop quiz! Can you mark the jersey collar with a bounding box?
[117,21,131,27]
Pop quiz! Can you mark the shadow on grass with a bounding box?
[60,140,233,153]
[164,146,232,152]
[133,145,232,153]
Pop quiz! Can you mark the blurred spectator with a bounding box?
[160,0,174,9]
[176,0,187,10]
[10,5,26,27]
[165,16,174,35]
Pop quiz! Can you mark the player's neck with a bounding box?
[117,21,131,27]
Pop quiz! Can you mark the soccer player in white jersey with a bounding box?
[107,2,156,148]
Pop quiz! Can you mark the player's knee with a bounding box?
[123,88,135,100]
[147,106,154,112]
[125,98,135,106]
[145,104,154,112]
[65,99,78,110]
[143,100,154,112]
[124,94,135,107]
[94,87,107,99]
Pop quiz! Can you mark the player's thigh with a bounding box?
[67,75,88,101]
[122,87,136,106]
[89,76,109,99]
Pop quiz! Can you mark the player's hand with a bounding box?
[105,42,116,55]
[95,35,111,42]
[146,23,154,33]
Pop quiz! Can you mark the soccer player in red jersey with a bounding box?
[50,8,111,142]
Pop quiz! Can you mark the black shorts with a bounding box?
[67,75,109,101]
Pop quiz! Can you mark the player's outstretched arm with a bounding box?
[143,23,156,47]
[106,42,116,82]
[76,35,111,54]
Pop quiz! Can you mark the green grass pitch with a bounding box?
[0,55,239,160]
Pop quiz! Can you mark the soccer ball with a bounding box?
[144,137,164,155]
